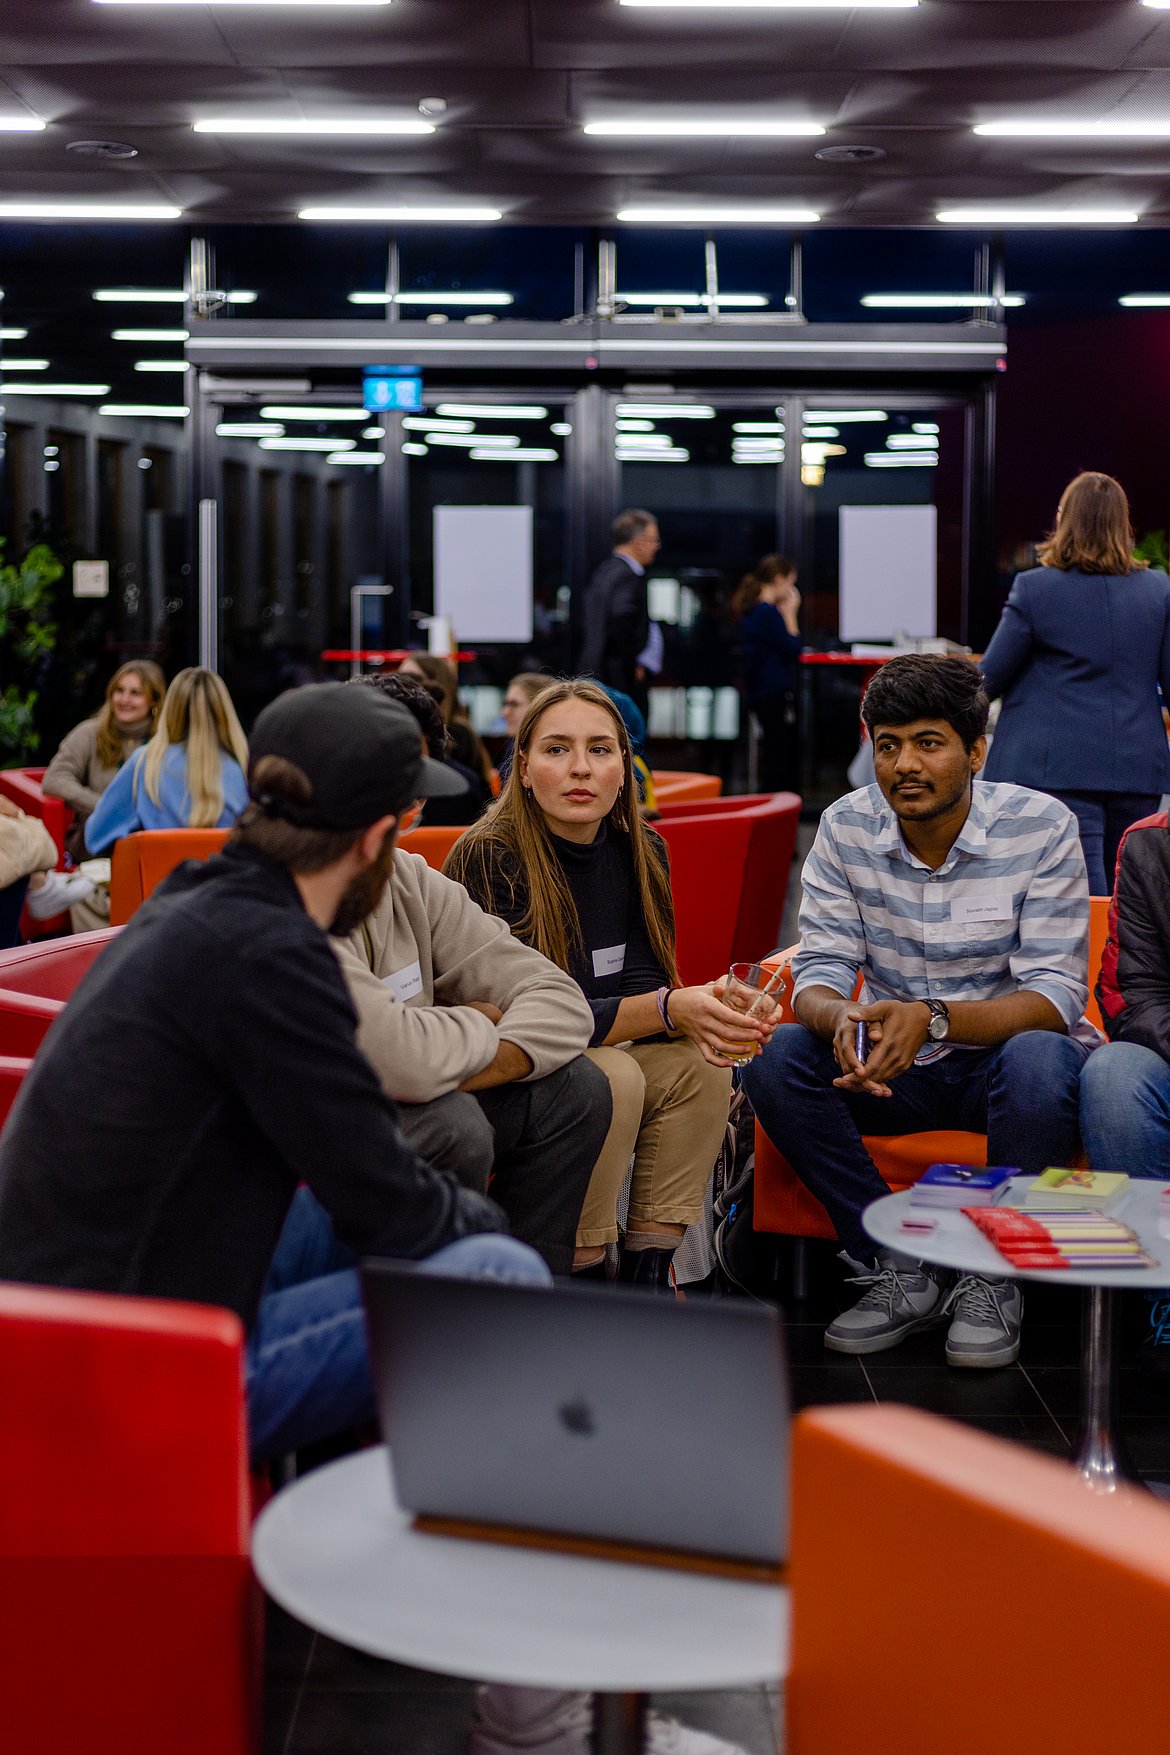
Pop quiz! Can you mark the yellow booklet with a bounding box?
[1023,1168,1130,1207]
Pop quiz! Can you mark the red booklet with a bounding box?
[962,1206,1154,1270]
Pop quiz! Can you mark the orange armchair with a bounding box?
[650,769,723,805]
[789,1404,1170,1755]
[109,828,230,926]
[398,823,467,871]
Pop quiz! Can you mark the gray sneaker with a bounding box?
[824,1249,950,1355]
[943,1273,1023,1369]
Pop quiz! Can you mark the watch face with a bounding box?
[928,1011,948,1040]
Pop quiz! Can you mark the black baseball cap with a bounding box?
[248,682,467,830]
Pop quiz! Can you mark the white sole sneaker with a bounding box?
[469,1689,749,1755]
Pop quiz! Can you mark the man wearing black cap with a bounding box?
[0,683,553,1460]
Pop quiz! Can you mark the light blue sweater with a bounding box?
[83,743,249,854]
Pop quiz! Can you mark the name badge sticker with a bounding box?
[951,894,1013,925]
[383,960,424,1002]
[592,942,627,979]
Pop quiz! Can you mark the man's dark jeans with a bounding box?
[742,1023,1094,1263]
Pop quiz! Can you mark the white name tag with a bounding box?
[951,894,1013,924]
[382,960,423,1003]
[592,942,627,979]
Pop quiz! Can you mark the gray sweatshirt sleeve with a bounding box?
[42,720,103,815]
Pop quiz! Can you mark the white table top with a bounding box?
[864,1178,1170,1288]
[253,1447,788,1693]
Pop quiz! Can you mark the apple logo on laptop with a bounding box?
[558,1397,596,1437]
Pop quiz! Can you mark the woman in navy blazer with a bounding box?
[981,471,1170,894]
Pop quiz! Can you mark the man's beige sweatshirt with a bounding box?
[335,849,594,1105]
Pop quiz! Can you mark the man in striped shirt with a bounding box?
[743,656,1096,1367]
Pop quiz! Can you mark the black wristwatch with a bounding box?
[924,998,950,1042]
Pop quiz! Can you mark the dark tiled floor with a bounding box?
[263,1237,1170,1754]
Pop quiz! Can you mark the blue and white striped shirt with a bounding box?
[792,780,1098,1053]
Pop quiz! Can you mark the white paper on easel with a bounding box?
[839,504,937,643]
[434,505,534,643]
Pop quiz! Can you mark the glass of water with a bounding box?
[723,961,785,1066]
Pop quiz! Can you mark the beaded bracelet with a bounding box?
[656,985,676,1032]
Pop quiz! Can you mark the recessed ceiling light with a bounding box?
[615,291,768,307]
[298,205,502,222]
[113,327,190,341]
[94,288,257,303]
[861,292,1025,308]
[585,119,823,137]
[616,402,715,418]
[349,290,514,306]
[936,207,1139,225]
[617,205,820,224]
[260,405,366,421]
[470,448,559,462]
[327,450,385,464]
[0,202,182,220]
[195,118,432,135]
[258,437,357,451]
[974,120,1170,138]
[1119,294,1170,306]
[134,359,190,372]
[216,422,284,437]
[435,403,548,419]
[0,118,45,132]
[2,382,109,395]
[100,402,189,416]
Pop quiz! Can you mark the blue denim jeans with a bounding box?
[742,1023,1093,1263]
[244,1187,550,1461]
[1079,1040,1170,1176]
[1047,790,1160,898]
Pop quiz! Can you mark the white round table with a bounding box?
[253,1447,788,1755]
[864,1177,1170,1495]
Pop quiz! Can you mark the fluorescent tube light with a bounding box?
[298,205,502,222]
[551,422,572,436]
[402,443,429,456]
[614,433,675,448]
[864,451,938,466]
[937,207,1138,225]
[616,403,715,418]
[94,288,256,303]
[435,403,548,419]
[97,0,392,6]
[617,419,658,432]
[618,205,820,224]
[616,448,690,461]
[912,423,940,434]
[801,408,886,422]
[0,202,182,220]
[113,328,190,341]
[100,402,189,416]
[586,119,823,137]
[216,422,284,437]
[260,405,366,421]
[615,290,768,307]
[0,359,48,370]
[861,292,1024,308]
[620,0,918,8]
[195,118,432,135]
[134,359,190,372]
[974,120,1170,138]
[801,425,839,437]
[886,433,939,448]
[362,425,385,439]
[348,290,514,306]
[732,420,784,433]
[402,416,474,432]
[327,450,385,464]
[0,118,45,132]
[258,437,356,451]
[1119,294,1170,306]
[735,453,784,463]
[425,432,520,448]
[2,382,109,395]
[470,448,559,462]
[0,328,29,340]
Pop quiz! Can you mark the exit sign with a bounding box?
[363,370,423,413]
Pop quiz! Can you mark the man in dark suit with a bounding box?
[578,507,661,712]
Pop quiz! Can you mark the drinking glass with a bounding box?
[723,961,785,1066]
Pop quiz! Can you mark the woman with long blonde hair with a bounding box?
[83,667,250,854]
[982,470,1170,892]
[446,678,776,1289]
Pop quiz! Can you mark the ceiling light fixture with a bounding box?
[864,451,938,466]
[435,403,548,419]
[2,382,109,395]
[96,0,392,6]
[616,402,715,418]
[617,419,658,432]
[936,207,1139,225]
[260,405,367,421]
[1119,293,1170,306]
[113,327,190,341]
[349,290,514,306]
[0,202,182,220]
[362,425,385,439]
[470,448,559,462]
[732,420,785,433]
[912,422,940,434]
[0,118,45,132]
[801,408,887,422]
[861,292,1024,307]
[615,291,768,307]
[216,422,284,437]
[298,204,502,222]
[620,0,917,8]
[134,359,190,372]
[801,425,839,437]
[616,448,690,461]
[402,442,429,456]
[551,422,572,436]
[402,416,474,432]
[617,205,820,224]
[94,288,257,303]
[327,450,385,464]
[0,328,29,340]
[100,403,189,416]
[974,119,1170,138]
[424,432,521,448]
[885,433,939,448]
[586,119,823,137]
[258,436,356,451]
[0,358,49,370]
[195,118,432,135]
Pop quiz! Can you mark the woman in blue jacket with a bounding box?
[84,667,250,854]
[981,472,1170,894]
[733,553,803,793]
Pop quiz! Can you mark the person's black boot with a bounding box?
[617,1245,676,1292]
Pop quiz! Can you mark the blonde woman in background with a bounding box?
[42,660,167,928]
[83,668,249,855]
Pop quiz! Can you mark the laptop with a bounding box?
[360,1264,789,1579]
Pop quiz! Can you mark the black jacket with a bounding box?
[578,553,650,693]
[0,844,504,1328]
[1096,810,1170,1060]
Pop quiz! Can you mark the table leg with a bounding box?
[592,1691,647,1755]
[1073,1286,1140,1492]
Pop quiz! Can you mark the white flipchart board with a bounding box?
[839,504,937,643]
[434,505,534,643]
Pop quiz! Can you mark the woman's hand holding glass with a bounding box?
[666,973,782,1068]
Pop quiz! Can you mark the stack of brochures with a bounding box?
[1022,1168,1130,1209]
[963,1205,1155,1270]
[911,1164,1017,1209]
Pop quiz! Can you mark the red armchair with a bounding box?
[656,792,801,985]
[0,928,120,1056]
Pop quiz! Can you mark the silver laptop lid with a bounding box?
[360,1266,789,1569]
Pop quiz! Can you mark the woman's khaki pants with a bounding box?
[576,1040,732,1247]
